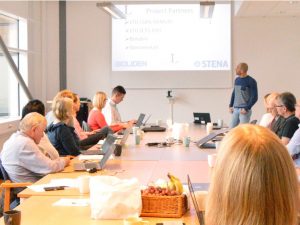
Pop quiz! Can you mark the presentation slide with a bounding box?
[112,4,231,71]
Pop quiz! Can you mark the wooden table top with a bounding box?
[0,196,201,225]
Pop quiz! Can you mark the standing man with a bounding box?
[229,63,258,128]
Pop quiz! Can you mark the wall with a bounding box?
[66,1,300,125]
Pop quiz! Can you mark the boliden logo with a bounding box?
[115,61,147,67]
[194,60,229,69]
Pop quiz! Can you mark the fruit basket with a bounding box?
[140,173,188,218]
[141,193,188,218]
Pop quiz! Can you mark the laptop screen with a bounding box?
[99,134,117,169]
[136,113,146,127]
[187,175,205,225]
[193,113,211,124]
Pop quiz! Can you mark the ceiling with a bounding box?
[235,1,300,17]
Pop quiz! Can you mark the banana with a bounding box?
[167,173,183,195]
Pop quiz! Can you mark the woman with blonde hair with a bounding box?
[47,97,81,156]
[88,91,123,132]
[205,124,299,225]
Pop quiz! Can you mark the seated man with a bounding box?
[275,92,300,145]
[0,112,70,183]
[22,99,60,160]
[287,99,300,166]
[103,85,134,126]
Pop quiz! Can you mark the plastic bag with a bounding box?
[90,176,142,219]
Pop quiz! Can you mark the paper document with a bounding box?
[53,198,90,207]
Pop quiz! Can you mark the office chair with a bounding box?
[0,159,32,212]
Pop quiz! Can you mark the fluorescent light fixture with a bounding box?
[200,1,215,18]
[96,2,126,19]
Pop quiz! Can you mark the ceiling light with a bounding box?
[200,1,215,18]
[96,2,126,19]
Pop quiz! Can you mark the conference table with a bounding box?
[1,124,218,225]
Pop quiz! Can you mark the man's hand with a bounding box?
[63,156,71,167]
[240,108,248,114]
[229,107,234,113]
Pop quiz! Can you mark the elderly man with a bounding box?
[287,99,300,166]
[0,112,70,183]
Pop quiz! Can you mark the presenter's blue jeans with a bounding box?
[230,108,252,128]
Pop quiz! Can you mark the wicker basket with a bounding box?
[141,194,188,218]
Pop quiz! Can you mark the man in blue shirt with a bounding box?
[229,63,258,128]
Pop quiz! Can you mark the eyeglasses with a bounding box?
[275,105,284,108]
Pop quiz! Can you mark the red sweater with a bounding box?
[88,109,122,132]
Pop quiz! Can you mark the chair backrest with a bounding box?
[0,158,9,181]
[82,121,92,132]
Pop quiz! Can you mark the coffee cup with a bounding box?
[4,210,21,225]
[217,119,223,128]
[183,136,190,147]
[123,217,149,225]
[206,122,213,135]
[78,175,90,194]
[135,134,141,145]
[156,119,162,126]
[208,153,217,168]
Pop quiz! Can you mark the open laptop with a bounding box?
[119,126,131,146]
[196,128,230,149]
[136,113,146,127]
[77,134,116,156]
[187,175,205,225]
[193,113,211,125]
[141,114,166,132]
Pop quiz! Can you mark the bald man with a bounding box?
[229,63,258,128]
[0,112,70,183]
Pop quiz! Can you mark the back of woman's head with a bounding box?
[92,91,107,110]
[205,124,299,225]
[52,97,73,123]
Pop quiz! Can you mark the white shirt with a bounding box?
[0,131,66,183]
[103,99,121,125]
[259,113,274,127]
[38,132,60,160]
[287,125,300,166]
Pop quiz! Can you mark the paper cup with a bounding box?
[78,175,90,194]
[208,154,217,168]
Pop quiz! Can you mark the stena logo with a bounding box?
[194,60,229,69]
[115,61,147,67]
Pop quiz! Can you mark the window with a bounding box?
[0,12,28,120]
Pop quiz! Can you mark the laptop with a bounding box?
[81,134,117,155]
[119,126,131,146]
[136,113,146,128]
[187,175,205,225]
[193,113,211,125]
[196,128,230,149]
[141,114,166,132]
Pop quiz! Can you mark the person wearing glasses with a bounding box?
[229,63,258,128]
[88,91,124,133]
[274,92,300,145]
[287,99,300,166]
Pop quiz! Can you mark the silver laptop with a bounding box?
[119,126,131,146]
[136,113,146,128]
[196,128,230,149]
[74,135,116,170]
[81,134,117,155]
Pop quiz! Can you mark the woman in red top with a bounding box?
[88,91,123,132]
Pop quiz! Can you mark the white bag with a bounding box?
[89,176,142,219]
